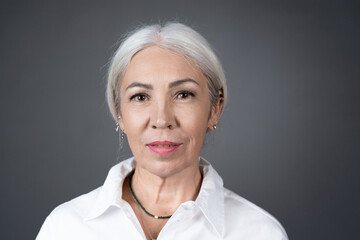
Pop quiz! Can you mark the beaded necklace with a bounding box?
[129,171,172,219]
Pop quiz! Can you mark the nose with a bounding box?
[150,100,176,129]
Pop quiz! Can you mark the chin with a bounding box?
[146,158,193,178]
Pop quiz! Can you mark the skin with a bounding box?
[119,46,223,239]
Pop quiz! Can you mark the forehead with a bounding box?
[121,46,207,87]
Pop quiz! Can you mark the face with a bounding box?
[118,46,222,177]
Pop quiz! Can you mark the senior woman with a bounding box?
[37,22,288,240]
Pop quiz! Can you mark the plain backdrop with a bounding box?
[1,0,359,239]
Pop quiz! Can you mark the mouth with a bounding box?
[146,141,182,155]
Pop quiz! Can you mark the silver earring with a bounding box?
[116,115,121,133]
[213,125,217,129]
[115,122,125,149]
[119,129,124,149]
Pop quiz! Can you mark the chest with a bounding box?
[67,207,221,240]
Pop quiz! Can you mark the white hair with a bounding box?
[106,22,227,121]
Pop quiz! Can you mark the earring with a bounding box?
[116,115,121,132]
[115,116,125,149]
[115,124,125,148]
[115,115,121,133]
[213,125,217,129]
[119,129,125,149]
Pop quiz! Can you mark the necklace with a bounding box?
[134,197,157,240]
[129,171,172,219]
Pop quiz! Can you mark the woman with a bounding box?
[37,22,288,240]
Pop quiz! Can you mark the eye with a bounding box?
[130,93,148,102]
[176,91,195,99]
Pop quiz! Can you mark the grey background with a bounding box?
[1,0,359,239]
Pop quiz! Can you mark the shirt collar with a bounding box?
[196,157,225,237]
[84,157,136,220]
[84,157,225,236]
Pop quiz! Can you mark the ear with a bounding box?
[208,89,224,130]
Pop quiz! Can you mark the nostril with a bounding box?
[151,108,176,129]
[151,123,173,129]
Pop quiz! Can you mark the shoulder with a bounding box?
[50,187,100,220]
[36,187,101,240]
[36,159,135,240]
[223,188,288,240]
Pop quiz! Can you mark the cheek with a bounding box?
[123,117,147,157]
[178,104,210,138]
[121,108,147,140]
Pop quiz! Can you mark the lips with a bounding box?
[146,141,182,155]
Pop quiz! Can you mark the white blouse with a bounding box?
[36,157,288,240]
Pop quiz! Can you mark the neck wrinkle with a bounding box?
[131,163,202,214]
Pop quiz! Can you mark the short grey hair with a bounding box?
[106,22,227,121]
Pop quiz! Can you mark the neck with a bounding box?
[131,162,202,216]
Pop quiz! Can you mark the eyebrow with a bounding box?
[168,78,200,88]
[125,82,153,91]
[125,78,200,91]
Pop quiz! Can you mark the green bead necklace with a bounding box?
[129,171,172,219]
